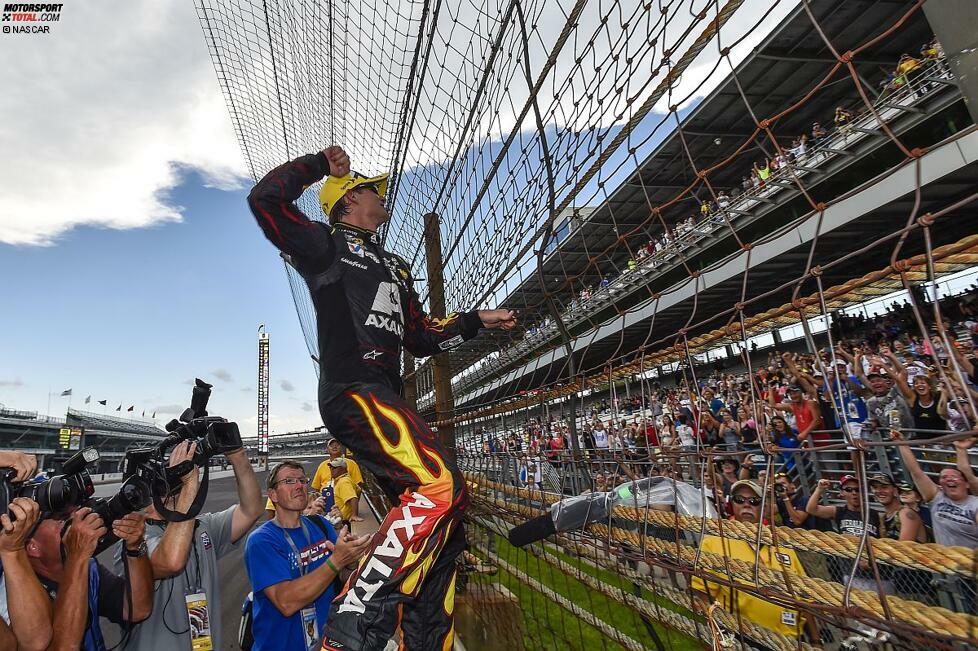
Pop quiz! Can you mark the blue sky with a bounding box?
[0,0,801,437]
[0,169,322,436]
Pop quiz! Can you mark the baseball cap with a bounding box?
[868,473,895,487]
[839,474,859,486]
[730,479,763,497]
[866,369,888,379]
[328,457,347,469]
[897,482,919,494]
[319,172,389,217]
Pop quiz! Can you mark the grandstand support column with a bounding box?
[924,0,978,124]
[423,212,456,449]
[402,350,417,410]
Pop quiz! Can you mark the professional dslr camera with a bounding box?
[0,446,100,519]
[0,377,242,552]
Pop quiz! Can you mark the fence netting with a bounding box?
[199,0,978,648]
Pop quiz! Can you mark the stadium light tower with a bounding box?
[257,324,270,470]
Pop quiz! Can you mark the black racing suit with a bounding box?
[248,152,479,651]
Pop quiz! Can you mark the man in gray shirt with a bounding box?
[112,441,264,650]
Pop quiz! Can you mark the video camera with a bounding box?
[158,378,243,469]
[114,378,242,525]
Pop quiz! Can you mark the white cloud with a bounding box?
[280,380,295,392]
[0,1,248,246]
[211,368,233,383]
[0,378,25,388]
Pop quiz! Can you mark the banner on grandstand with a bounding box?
[58,427,83,450]
[257,326,269,455]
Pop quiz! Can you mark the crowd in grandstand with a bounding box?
[466,282,978,641]
[519,38,949,340]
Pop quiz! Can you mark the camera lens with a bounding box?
[32,476,81,513]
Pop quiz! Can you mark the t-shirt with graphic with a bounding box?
[245,515,339,651]
[831,506,884,580]
[865,387,913,433]
[929,492,978,548]
[593,429,609,450]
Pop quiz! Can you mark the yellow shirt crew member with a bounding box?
[691,534,808,638]
[313,456,362,495]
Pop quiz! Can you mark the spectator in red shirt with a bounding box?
[547,430,565,463]
[769,384,825,446]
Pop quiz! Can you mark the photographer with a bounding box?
[113,439,263,650]
[26,506,153,650]
[245,461,371,651]
[0,497,52,651]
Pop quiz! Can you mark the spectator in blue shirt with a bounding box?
[245,460,372,651]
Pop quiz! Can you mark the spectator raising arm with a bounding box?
[0,498,52,651]
[884,351,914,402]
[891,430,940,502]
[954,436,978,495]
[805,479,838,519]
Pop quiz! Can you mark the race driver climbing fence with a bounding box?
[198,0,978,648]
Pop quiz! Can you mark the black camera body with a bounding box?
[160,379,243,465]
[0,447,99,519]
[0,378,241,547]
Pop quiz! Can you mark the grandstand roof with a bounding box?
[66,408,167,440]
[429,0,972,408]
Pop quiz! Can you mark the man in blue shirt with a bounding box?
[246,460,371,651]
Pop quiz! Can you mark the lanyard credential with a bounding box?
[278,517,322,651]
[281,518,314,576]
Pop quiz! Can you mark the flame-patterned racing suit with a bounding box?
[248,152,479,650]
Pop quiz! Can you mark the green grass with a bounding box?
[471,535,704,651]
[538,542,697,619]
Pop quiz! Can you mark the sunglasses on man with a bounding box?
[731,495,762,506]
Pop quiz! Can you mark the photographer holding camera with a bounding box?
[26,505,153,650]
[0,495,53,651]
[114,434,263,650]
